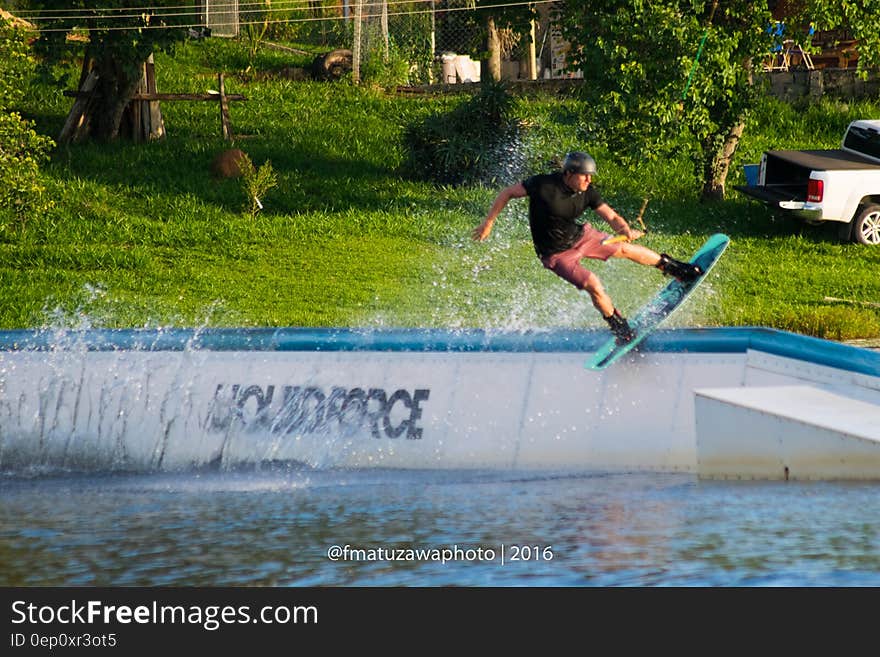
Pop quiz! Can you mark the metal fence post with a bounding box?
[352,0,362,84]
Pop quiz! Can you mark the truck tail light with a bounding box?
[807,179,824,203]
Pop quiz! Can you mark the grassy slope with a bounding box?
[5,37,880,339]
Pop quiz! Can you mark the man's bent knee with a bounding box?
[582,272,603,296]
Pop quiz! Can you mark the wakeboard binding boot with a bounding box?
[656,253,703,283]
[604,309,636,346]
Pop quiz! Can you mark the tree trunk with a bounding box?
[700,118,745,202]
[90,56,141,141]
[485,16,501,82]
[62,48,142,143]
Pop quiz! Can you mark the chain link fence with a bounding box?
[218,0,578,85]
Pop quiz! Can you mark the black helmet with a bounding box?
[562,151,597,176]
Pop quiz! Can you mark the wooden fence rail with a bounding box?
[60,70,246,143]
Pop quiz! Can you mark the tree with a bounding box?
[483,5,537,82]
[554,1,770,201]
[553,0,880,201]
[0,14,55,223]
[29,1,188,142]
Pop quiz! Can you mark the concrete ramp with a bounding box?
[695,385,880,480]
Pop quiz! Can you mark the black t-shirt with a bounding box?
[522,173,605,257]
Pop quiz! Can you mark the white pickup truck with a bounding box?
[735,119,880,245]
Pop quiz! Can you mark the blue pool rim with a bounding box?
[0,326,877,379]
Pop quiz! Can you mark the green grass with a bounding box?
[5,37,880,340]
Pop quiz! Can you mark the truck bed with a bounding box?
[766,148,880,171]
[734,148,880,205]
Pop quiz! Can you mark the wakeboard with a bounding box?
[586,232,730,371]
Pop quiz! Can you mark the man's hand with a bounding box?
[472,220,493,241]
[626,228,645,241]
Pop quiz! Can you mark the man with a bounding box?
[471,151,702,344]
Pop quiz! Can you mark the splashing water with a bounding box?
[376,129,689,332]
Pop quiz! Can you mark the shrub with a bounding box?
[0,18,55,226]
[402,79,525,186]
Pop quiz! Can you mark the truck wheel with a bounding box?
[852,204,880,245]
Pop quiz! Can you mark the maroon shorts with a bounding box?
[540,225,620,290]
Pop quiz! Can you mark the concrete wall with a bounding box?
[1,327,878,476]
[765,68,880,101]
[424,68,880,101]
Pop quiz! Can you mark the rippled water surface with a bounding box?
[3,467,880,586]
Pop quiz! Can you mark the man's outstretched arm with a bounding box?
[472,182,527,241]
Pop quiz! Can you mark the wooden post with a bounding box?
[124,54,166,141]
[58,69,99,144]
[144,54,166,140]
[218,72,232,140]
[429,0,435,83]
[130,68,143,142]
[527,17,537,80]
